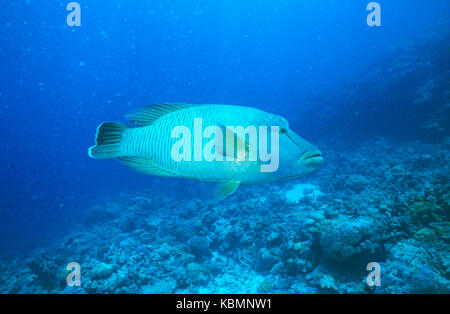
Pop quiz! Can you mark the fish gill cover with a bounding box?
[0,0,448,294]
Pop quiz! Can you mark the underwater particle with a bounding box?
[79,61,85,66]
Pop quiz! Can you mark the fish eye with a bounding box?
[280,127,287,134]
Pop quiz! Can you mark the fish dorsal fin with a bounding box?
[118,156,177,177]
[214,181,240,200]
[125,103,196,126]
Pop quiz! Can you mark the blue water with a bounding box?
[0,1,449,293]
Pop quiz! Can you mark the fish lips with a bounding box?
[299,149,324,167]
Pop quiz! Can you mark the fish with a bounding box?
[88,103,323,199]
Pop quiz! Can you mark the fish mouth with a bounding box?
[299,150,323,167]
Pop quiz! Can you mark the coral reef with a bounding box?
[285,184,324,203]
[294,24,450,143]
[0,137,448,293]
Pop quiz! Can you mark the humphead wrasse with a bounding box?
[89,103,323,199]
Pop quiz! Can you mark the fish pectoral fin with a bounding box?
[118,157,176,177]
[214,181,240,200]
[217,124,252,161]
[125,103,198,126]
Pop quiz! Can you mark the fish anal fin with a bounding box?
[214,181,240,200]
[118,157,175,177]
[125,103,197,126]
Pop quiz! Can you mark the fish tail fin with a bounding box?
[88,122,130,159]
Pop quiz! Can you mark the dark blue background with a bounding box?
[0,0,448,258]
